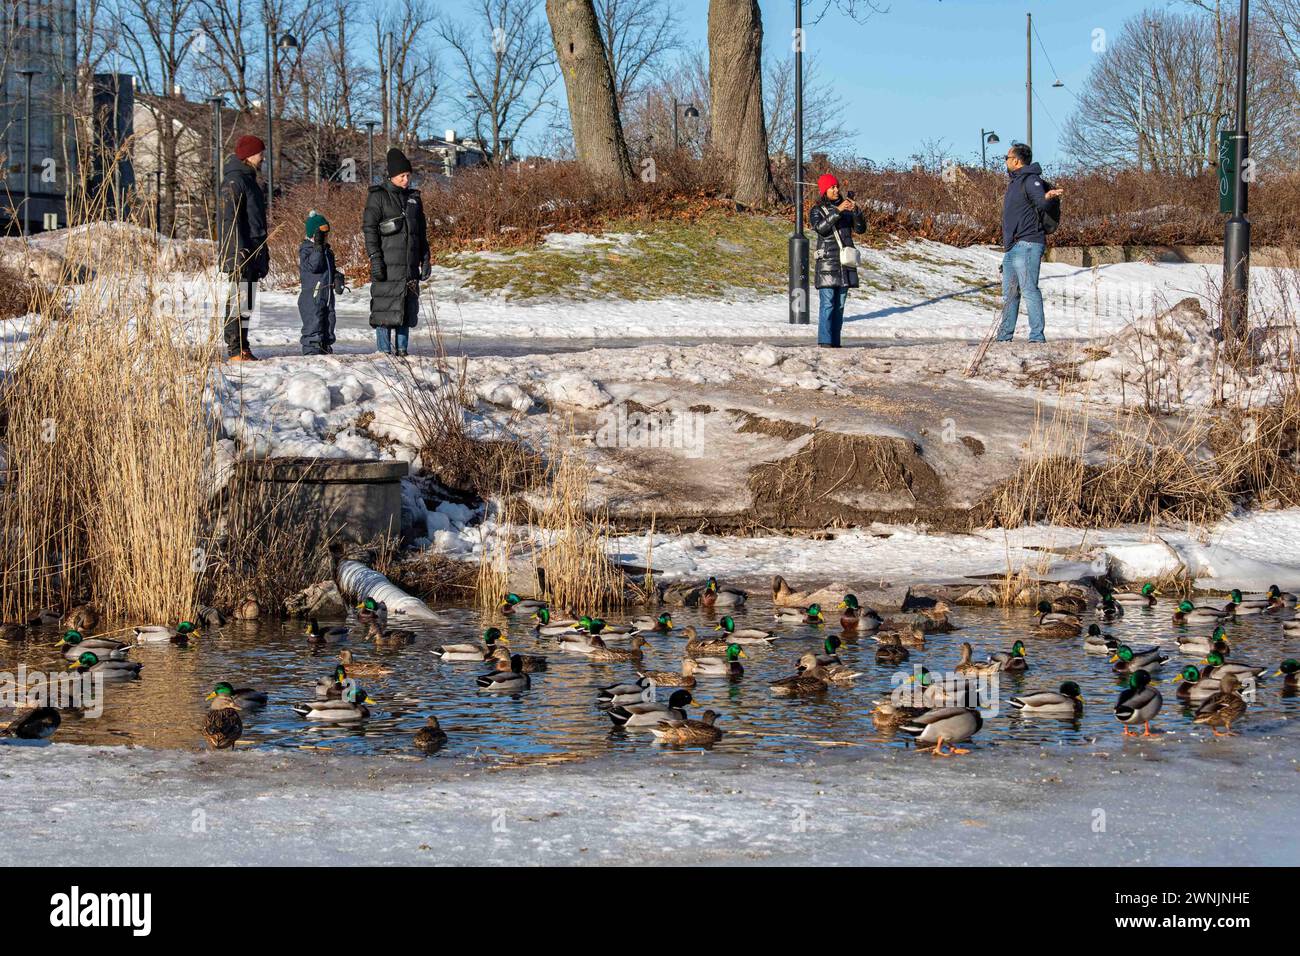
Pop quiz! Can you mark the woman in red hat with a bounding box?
[809,173,865,348]
[218,134,269,361]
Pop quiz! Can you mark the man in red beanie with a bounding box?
[809,173,866,347]
[219,135,269,361]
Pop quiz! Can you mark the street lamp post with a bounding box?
[263,28,299,219]
[17,69,39,236]
[1223,0,1251,344]
[788,0,808,325]
[210,96,224,242]
[365,120,378,185]
[981,129,1000,170]
[671,98,699,150]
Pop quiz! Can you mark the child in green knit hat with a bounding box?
[298,210,344,354]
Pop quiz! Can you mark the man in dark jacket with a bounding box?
[996,143,1063,343]
[809,173,866,348]
[298,211,343,355]
[363,148,430,356]
[219,135,269,361]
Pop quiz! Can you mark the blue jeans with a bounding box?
[818,286,848,347]
[375,326,410,353]
[997,240,1046,342]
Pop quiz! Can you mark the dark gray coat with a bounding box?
[218,157,269,280]
[363,181,429,329]
[810,198,867,289]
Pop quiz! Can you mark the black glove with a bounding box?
[370,260,385,283]
[333,272,346,294]
[419,260,432,281]
[314,231,327,247]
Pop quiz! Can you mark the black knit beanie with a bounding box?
[386,148,412,177]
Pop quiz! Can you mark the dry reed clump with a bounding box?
[0,257,36,320]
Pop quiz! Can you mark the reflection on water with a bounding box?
[3,595,1297,762]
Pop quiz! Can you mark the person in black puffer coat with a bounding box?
[809,173,866,348]
[219,135,270,361]
[298,211,344,355]
[363,148,430,356]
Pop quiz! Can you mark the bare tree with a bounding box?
[438,0,557,163]
[620,48,709,155]
[593,0,682,109]
[764,55,853,162]
[707,0,777,208]
[546,0,633,188]
[193,0,255,109]
[375,0,440,145]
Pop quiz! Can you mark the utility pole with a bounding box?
[1025,13,1033,152]
[1223,0,1252,344]
[788,0,809,325]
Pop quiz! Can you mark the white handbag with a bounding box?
[831,217,860,269]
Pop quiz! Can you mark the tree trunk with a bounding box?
[708,0,778,208]
[546,0,633,188]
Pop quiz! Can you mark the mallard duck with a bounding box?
[1113,582,1158,606]
[815,635,844,666]
[820,661,862,685]
[133,621,199,644]
[597,676,656,707]
[0,622,27,641]
[990,639,1029,672]
[476,653,531,692]
[608,689,692,728]
[486,644,547,673]
[1035,601,1081,637]
[587,635,651,663]
[413,716,448,752]
[1051,593,1090,615]
[1199,647,1267,683]
[1275,658,1300,689]
[875,631,909,664]
[1010,681,1084,717]
[1098,593,1124,619]
[305,618,350,644]
[1263,584,1297,607]
[1172,600,1232,625]
[579,616,636,638]
[67,651,141,680]
[59,629,131,660]
[632,612,674,634]
[899,707,983,756]
[206,680,268,710]
[28,608,61,626]
[1114,670,1162,737]
[769,653,829,695]
[956,641,1002,677]
[775,603,825,625]
[876,624,927,648]
[838,594,882,633]
[714,616,776,645]
[233,596,261,620]
[63,604,99,633]
[315,664,348,699]
[637,662,697,688]
[902,667,981,708]
[196,605,225,627]
[870,699,925,732]
[501,593,547,616]
[701,577,747,609]
[292,682,374,719]
[1192,672,1247,736]
[557,629,599,654]
[1176,625,1227,655]
[1,707,60,739]
[1083,623,1119,655]
[651,709,723,745]
[684,626,730,658]
[434,627,509,662]
[367,622,414,647]
[532,608,581,637]
[1173,665,1223,702]
[336,649,393,677]
[691,643,746,678]
[203,702,243,749]
[1110,643,1169,674]
[1226,588,1270,616]
[356,598,388,624]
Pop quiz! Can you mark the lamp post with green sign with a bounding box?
[1221,0,1251,345]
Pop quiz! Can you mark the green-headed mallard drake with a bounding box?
[900,707,983,756]
[1263,584,1297,606]
[956,641,1002,677]
[691,643,746,678]
[1113,582,1158,606]
[651,709,723,745]
[580,616,637,637]
[775,602,825,625]
[1098,593,1124,619]
[608,689,693,728]
[203,702,242,749]
[1114,670,1162,737]
[816,635,844,666]
[1177,625,1228,656]
[336,649,393,677]
[1226,588,1270,616]
[63,604,99,633]
[637,663,697,688]
[769,653,829,696]
[67,651,141,680]
[1010,681,1084,717]
[1275,658,1300,689]
[292,682,374,719]
[684,626,730,658]
[1084,623,1119,655]
[597,676,655,707]
[413,716,448,753]
[632,612,674,634]
[532,608,580,636]
[501,593,547,617]
[1199,647,1267,683]
[133,621,199,645]
[1192,672,1247,736]
[1110,643,1169,674]
[434,626,509,662]
[1172,600,1232,626]
[0,622,27,641]
[701,577,747,609]
[901,667,980,708]
[305,618,350,644]
[59,629,131,660]
[838,594,882,633]
[1173,665,1222,702]
[356,597,388,624]
[1,707,61,739]
[1035,601,1081,637]
[991,639,1029,672]
[875,631,910,665]
[315,664,347,699]
[587,635,651,663]
[206,680,267,710]
[714,616,775,645]
[476,653,531,692]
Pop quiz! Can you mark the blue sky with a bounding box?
[672,0,1152,169]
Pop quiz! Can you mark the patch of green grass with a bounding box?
[443,211,789,301]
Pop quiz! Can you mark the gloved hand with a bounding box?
[334,272,347,294]
[419,260,432,281]
[369,260,385,283]
[313,231,327,246]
